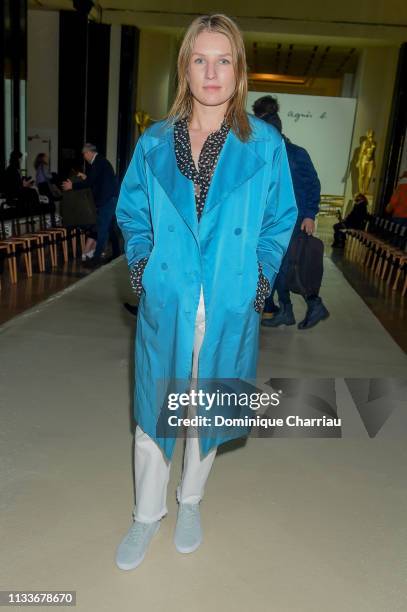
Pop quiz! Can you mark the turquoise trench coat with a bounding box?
[116,113,298,460]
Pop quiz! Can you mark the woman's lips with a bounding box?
[204,86,221,90]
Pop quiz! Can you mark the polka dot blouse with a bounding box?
[174,115,230,220]
[129,117,271,312]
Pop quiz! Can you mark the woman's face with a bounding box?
[187,31,236,109]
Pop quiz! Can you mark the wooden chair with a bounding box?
[0,232,41,281]
[0,242,16,290]
[378,225,405,281]
[68,226,86,259]
[391,251,407,295]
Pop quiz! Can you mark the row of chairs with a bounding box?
[0,199,86,291]
[344,216,407,296]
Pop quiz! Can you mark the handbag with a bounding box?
[49,183,62,199]
[286,231,324,297]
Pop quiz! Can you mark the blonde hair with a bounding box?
[165,14,251,141]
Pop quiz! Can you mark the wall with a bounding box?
[106,24,121,170]
[27,10,59,175]
[248,77,343,97]
[344,45,399,213]
[136,29,176,120]
[247,91,357,195]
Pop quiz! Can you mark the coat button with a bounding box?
[234,227,242,235]
[168,225,175,232]
[161,262,168,270]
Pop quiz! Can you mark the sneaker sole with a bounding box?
[115,521,160,571]
[174,536,202,554]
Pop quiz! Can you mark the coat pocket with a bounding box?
[140,249,156,293]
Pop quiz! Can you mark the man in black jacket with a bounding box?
[62,143,121,267]
[253,96,329,330]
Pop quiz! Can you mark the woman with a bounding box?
[115,13,297,570]
[34,153,59,225]
[34,152,53,188]
[332,193,369,248]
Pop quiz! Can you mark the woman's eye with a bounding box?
[219,58,230,64]
[194,58,204,64]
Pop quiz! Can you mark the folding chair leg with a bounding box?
[12,248,18,282]
[393,266,401,291]
[8,249,17,283]
[381,258,389,280]
[62,238,68,262]
[23,251,32,277]
[375,255,382,276]
[50,239,56,267]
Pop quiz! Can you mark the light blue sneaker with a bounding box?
[116,519,160,570]
[174,502,202,553]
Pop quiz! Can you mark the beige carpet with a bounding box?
[1,256,406,612]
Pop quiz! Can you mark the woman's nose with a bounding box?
[205,61,217,79]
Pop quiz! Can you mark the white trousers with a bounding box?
[132,287,217,523]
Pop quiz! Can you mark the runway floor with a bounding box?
[1,256,406,612]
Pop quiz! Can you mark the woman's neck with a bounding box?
[188,102,229,133]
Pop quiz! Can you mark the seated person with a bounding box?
[34,152,61,223]
[1,150,39,215]
[332,193,369,248]
[385,171,407,226]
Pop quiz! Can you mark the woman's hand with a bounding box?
[77,172,87,180]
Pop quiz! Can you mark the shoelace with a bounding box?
[127,521,150,543]
[179,504,199,529]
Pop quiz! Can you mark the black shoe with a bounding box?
[82,257,102,269]
[123,303,138,316]
[262,303,295,327]
[298,297,330,330]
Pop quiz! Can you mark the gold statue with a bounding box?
[356,129,376,194]
[135,110,151,134]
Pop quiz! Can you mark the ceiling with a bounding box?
[246,42,358,78]
[28,0,407,25]
[28,0,407,48]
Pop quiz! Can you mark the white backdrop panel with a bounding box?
[247,92,357,196]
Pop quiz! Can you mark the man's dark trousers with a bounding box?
[263,218,302,312]
[94,196,121,260]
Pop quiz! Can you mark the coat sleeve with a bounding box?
[72,161,98,192]
[128,256,149,297]
[295,147,321,220]
[115,134,154,269]
[256,138,298,288]
[253,261,271,312]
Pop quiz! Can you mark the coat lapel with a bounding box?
[202,129,267,217]
[144,121,266,237]
[145,131,199,240]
